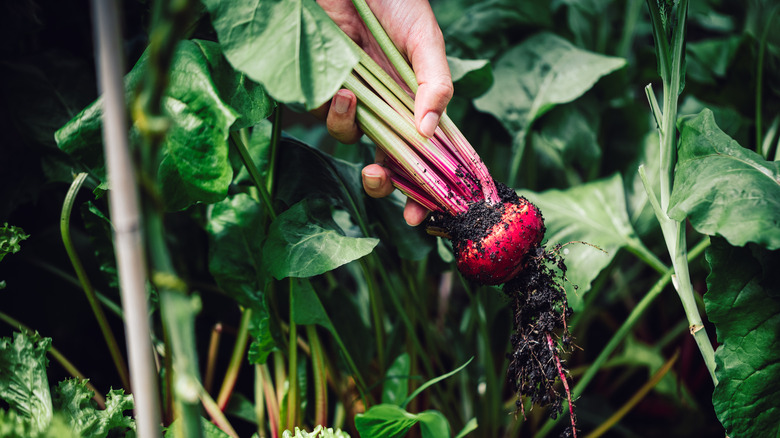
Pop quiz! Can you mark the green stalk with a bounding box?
[0,311,106,408]
[306,325,328,427]
[287,280,300,429]
[260,363,281,437]
[61,172,131,390]
[217,308,252,410]
[350,0,417,92]
[536,237,710,438]
[360,259,385,373]
[204,323,222,395]
[230,132,277,220]
[200,383,239,438]
[254,365,267,437]
[643,0,718,384]
[755,5,779,152]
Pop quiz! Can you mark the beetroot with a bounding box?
[454,198,544,285]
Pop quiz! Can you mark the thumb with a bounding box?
[407,26,453,138]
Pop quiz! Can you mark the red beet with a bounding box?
[454,198,545,285]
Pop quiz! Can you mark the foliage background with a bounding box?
[1,0,778,437]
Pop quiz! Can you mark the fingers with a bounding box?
[403,198,430,227]
[361,163,394,199]
[325,89,363,144]
[401,5,454,138]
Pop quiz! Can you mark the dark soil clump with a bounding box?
[426,182,523,250]
[504,247,577,438]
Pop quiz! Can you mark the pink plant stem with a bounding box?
[546,332,576,438]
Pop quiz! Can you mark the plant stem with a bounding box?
[217,308,252,410]
[536,238,710,437]
[584,351,679,438]
[755,5,779,152]
[230,131,278,220]
[360,259,385,373]
[200,383,239,438]
[260,363,280,438]
[204,323,222,395]
[287,280,300,430]
[0,311,106,408]
[645,0,718,384]
[89,0,161,435]
[306,325,328,427]
[61,172,131,390]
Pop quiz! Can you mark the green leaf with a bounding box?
[55,40,272,210]
[0,332,53,435]
[263,199,378,279]
[206,193,268,308]
[0,410,78,438]
[417,411,451,438]
[275,136,368,227]
[193,39,275,129]
[453,418,478,438]
[166,416,231,437]
[53,379,135,437]
[0,223,29,263]
[402,358,472,409]
[247,301,277,365]
[705,237,780,437]
[201,0,359,110]
[354,404,420,438]
[525,174,640,311]
[382,353,411,406]
[291,279,339,338]
[668,109,780,250]
[530,104,601,183]
[473,32,626,136]
[354,405,451,438]
[442,0,553,59]
[447,57,493,98]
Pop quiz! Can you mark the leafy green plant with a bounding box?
[1,0,778,437]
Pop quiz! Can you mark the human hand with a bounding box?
[315,0,454,226]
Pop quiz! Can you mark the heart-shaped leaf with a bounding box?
[668,109,780,250]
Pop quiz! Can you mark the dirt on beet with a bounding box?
[504,247,578,438]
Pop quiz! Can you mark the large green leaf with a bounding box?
[263,199,378,279]
[447,57,493,98]
[354,405,450,438]
[55,40,272,210]
[52,380,134,438]
[473,32,626,136]
[668,110,780,249]
[0,332,53,435]
[193,39,275,130]
[525,174,640,311]
[705,237,780,437]
[201,0,359,110]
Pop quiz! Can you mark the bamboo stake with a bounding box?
[88,1,161,436]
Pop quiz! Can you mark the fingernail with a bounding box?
[363,170,381,189]
[333,91,350,114]
[419,112,439,138]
